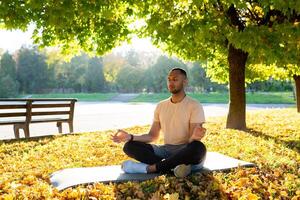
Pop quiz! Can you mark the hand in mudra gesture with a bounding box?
[190,126,206,142]
[111,129,131,143]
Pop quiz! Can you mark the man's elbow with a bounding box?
[149,135,159,142]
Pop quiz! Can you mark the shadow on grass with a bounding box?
[246,128,300,153]
[0,132,84,143]
[0,132,84,156]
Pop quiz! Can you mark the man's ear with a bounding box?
[183,79,188,87]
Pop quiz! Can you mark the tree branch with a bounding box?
[226,4,245,31]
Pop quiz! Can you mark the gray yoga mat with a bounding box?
[50,152,255,190]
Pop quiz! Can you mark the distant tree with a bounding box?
[16,48,49,93]
[42,48,67,90]
[116,65,145,93]
[189,63,227,93]
[103,53,127,91]
[0,51,19,97]
[248,79,293,92]
[125,49,140,68]
[0,75,19,97]
[63,54,89,92]
[0,52,17,79]
[145,56,187,92]
[85,57,106,92]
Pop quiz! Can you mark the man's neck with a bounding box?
[171,92,186,103]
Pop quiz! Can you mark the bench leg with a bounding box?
[14,124,30,138]
[24,125,30,138]
[68,122,74,133]
[57,122,62,133]
[13,124,20,139]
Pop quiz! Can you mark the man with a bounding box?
[111,68,206,178]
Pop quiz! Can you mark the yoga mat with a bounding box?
[50,152,255,190]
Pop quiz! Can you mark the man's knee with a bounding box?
[189,140,206,152]
[188,141,207,163]
[123,141,135,155]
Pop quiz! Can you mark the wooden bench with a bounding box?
[0,98,77,139]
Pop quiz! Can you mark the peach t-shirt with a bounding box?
[153,96,205,145]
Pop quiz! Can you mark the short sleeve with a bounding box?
[153,104,160,122]
[190,102,205,123]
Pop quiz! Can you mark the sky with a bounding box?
[0,28,159,53]
[0,29,33,52]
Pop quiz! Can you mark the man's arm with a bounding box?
[189,123,206,143]
[132,121,161,143]
[111,121,161,143]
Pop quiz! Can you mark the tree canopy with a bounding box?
[1,0,299,129]
[0,0,133,54]
[1,1,298,67]
[136,0,300,81]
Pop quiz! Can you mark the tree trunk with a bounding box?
[293,75,300,113]
[226,44,248,130]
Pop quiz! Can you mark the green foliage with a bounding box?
[125,49,140,67]
[137,0,300,83]
[0,0,134,55]
[249,79,294,92]
[63,54,90,92]
[0,47,295,96]
[16,48,50,93]
[0,52,17,79]
[0,51,19,97]
[85,57,106,92]
[0,74,19,98]
[144,55,187,92]
[189,62,227,92]
[116,65,145,92]
[0,1,299,84]
[103,53,126,86]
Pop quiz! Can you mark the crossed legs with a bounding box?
[123,140,206,173]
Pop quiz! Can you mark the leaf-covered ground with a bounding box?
[0,109,299,199]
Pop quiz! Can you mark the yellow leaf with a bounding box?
[247,193,259,200]
[280,191,288,197]
[236,178,249,187]
[164,193,179,200]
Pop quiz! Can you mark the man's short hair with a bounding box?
[170,68,187,78]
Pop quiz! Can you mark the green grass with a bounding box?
[132,92,296,104]
[245,92,295,104]
[26,93,118,101]
[0,109,299,199]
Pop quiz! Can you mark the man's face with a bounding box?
[167,70,187,94]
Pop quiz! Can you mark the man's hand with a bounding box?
[111,129,131,143]
[189,126,206,142]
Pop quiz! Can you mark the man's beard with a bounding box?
[169,88,181,94]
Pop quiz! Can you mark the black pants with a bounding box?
[123,140,206,173]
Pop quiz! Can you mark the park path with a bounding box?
[0,102,292,140]
[109,93,139,102]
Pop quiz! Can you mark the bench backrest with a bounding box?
[0,98,77,124]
